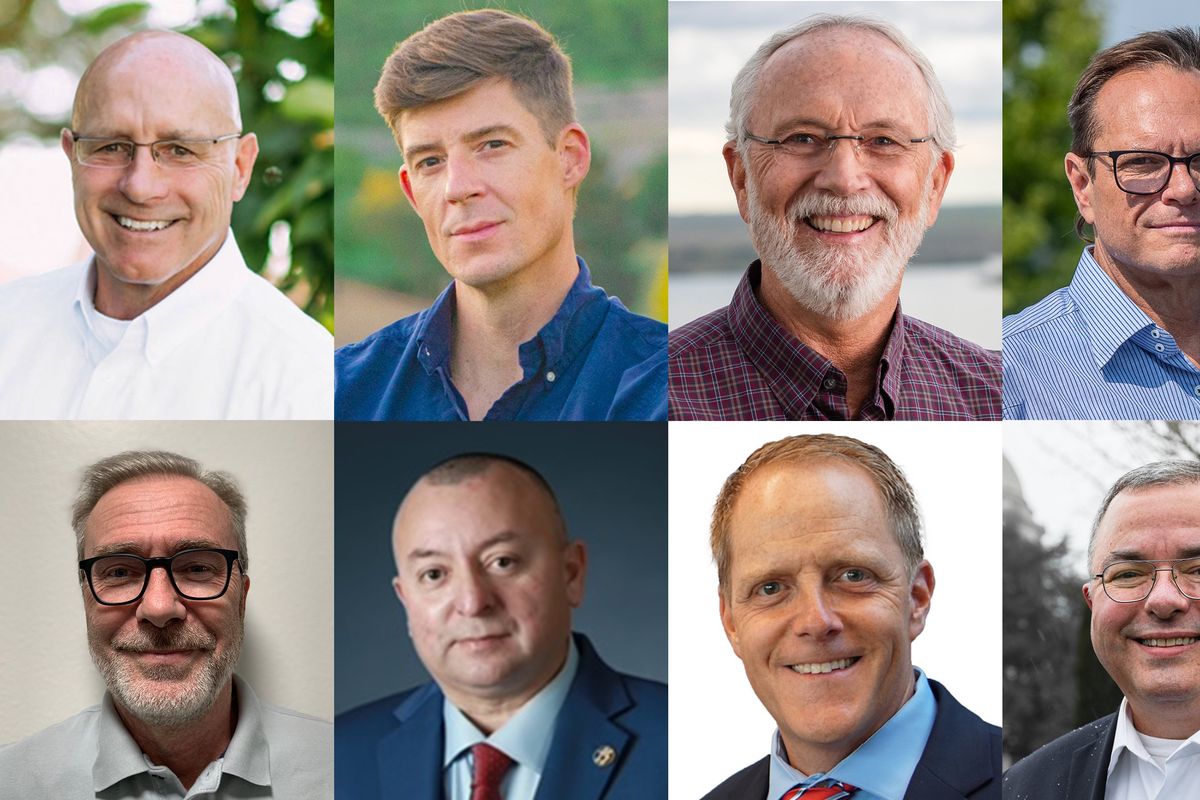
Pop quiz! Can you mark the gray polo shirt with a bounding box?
[0,675,331,798]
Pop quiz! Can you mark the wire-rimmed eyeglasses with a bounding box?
[66,130,242,169]
[79,548,242,606]
[742,129,935,165]
[1093,557,1200,603]
[1087,150,1200,196]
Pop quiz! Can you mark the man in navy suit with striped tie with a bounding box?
[702,434,1000,800]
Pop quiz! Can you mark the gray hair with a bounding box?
[73,451,249,573]
[1088,460,1200,569]
[725,14,957,155]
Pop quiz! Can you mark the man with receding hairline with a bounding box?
[0,29,332,420]
[335,453,666,800]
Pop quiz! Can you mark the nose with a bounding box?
[452,565,496,616]
[443,154,485,204]
[1143,568,1192,619]
[117,145,170,204]
[788,579,844,639]
[134,566,187,627]
[1160,158,1200,205]
[811,137,873,196]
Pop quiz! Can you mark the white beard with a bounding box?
[746,168,932,321]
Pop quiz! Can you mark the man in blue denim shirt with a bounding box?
[335,10,666,421]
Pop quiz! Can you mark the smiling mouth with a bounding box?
[789,656,860,674]
[805,215,877,234]
[115,215,175,232]
[1138,637,1199,647]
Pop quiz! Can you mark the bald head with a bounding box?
[73,31,242,131]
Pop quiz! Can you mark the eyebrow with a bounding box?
[405,531,521,562]
[1101,547,1200,567]
[403,124,522,162]
[87,539,227,558]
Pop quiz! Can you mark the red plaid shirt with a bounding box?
[669,263,1001,420]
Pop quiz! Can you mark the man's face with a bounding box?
[392,464,586,711]
[61,39,257,314]
[82,475,248,727]
[725,29,952,320]
[397,78,590,293]
[1066,66,1200,282]
[720,459,933,771]
[1086,482,1200,737]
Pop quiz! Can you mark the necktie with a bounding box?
[470,742,514,800]
[780,780,857,800]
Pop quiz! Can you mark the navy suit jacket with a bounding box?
[701,680,1001,800]
[336,634,666,800]
[1002,713,1117,800]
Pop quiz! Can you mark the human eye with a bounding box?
[835,567,878,588]
[1181,559,1200,576]
[417,566,445,584]
[488,554,520,573]
[755,580,783,597]
[412,154,443,173]
[481,139,509,151]
[780,131,820,147]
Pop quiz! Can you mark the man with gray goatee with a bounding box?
[669,14,1001,421]
[0,450,331,798]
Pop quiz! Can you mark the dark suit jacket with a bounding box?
[701,680,1001,800]
[335,633,666,800]
[1002,713,1117,800]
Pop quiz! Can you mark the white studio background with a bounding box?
[668,421,1002,799]
[0,421,334,744]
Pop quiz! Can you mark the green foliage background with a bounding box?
[0,0,333,331]
[334,0,667,319]
[1002,0,1102,315]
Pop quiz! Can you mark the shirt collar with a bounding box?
[92,674,271,792]
[442,637,580,775]
[726,262,906,418]
[1067,246,1157,369]
[71,231,250,366]
[1108,696,1200,778]
[767,668,937,800]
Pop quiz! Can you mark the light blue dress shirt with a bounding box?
[766,668,937,800]
[442,638,580,800]
[1002,247,1200,420]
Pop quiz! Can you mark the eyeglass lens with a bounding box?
[87,550,233,604]
[1112,152,1200,194]
[1101,558,1200,602]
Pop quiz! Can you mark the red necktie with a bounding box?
[780,781,857,800]
[470,743,514,800]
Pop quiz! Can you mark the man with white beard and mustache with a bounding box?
[669,15,1002,421]
[0,451,332,799]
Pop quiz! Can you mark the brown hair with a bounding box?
[374,9,576,148]
[711,434,922,596]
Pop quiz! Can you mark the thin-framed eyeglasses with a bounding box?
[79,548,242,605]
[741,129,935,165]
[66,130,242,170]
[1093,557,1200,603]
[1087,150,1200,196]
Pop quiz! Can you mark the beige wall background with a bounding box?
[0,422,334,744]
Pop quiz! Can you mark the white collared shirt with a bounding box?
[1105,697,1200,800]
[0,232,332,419]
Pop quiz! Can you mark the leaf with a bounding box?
[78,2,149,33]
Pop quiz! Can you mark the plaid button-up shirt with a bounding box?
[668,262,1002,420]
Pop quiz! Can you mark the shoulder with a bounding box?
[699,756,770,800]
[0,706,100,794]
[1004,714,1116,792]
[599,297,668,355]
[669,305,735,360]
[232,270,333,349]
[336,311,425,371]
[1002,288,1076,344]
[334,311,428,418]
[259,701,332,747]
[335,684,430,741]
[902,315,1002,375]
[0,263,83,313]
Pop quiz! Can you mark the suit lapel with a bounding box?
[1065,714,1117,800]
[902,681,999,800]
[378,683,444,800]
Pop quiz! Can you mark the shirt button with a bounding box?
[822,378,836,390]
[1194,385,1200,397]
[1152,329,1161,338]
[546,371,556,383]
[423,346,431,357]
[1155,343,1165,352]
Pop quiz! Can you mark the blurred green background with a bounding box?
[1002,0,1102,315]
[0,0,333,331]
[334,0,667,347]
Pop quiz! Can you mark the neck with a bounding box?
[450,253,579,420]
[446,644,569,735]
[1092,243,1200,367]
[112,679,237,790]
[93,258,211,321]
[758,266,898,416]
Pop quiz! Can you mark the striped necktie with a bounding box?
[470,742,513,800]
[780,780,857,800]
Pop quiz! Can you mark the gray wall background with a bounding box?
[334,422,667,714]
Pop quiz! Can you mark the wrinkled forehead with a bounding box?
[1093,481,1200,568]
[85,475,235,554]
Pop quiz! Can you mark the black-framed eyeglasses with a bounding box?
[66,130,242,169]
[1087,150,1200,195]
[79,548,242,606]
[742,129,935,165]
[1093,557,1200,603]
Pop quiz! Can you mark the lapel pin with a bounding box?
[592,745,616,767]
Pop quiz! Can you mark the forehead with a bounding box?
[1092,65,1200,146]
[750,27,929,131]
[398,78,545,152]
[85,475,232,552]
[393,465,559,557]
[727,459,896,569]
[1095,482,1200,560]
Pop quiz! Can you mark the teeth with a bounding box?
[790,657,856,674]
[117,216,171,231]
[808,215,873,233]
[1141,637,1198,647]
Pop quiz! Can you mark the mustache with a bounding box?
[111,625,217,653]
[788,192,898,224]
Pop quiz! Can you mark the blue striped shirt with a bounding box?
[1002,248,1200,419]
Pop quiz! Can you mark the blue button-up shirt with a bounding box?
[767,669,937,800]
[335,259,667,420]
[1002,247,1200,419]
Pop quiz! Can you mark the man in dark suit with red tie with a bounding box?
[703,433,1000,800]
